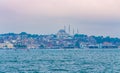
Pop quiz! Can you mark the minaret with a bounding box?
[77,28,79,34]
[69,24,71,35]
[73,28,74,35]
[64,25,66,32]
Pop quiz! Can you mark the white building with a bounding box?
[57,29,70,39]
[0,42,14,49]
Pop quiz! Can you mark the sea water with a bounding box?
[0,49,120,73]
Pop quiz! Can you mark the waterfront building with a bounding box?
[0,42,14,49]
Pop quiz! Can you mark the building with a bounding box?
[57,29,69,39]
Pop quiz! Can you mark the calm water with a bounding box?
[0,49,120,73]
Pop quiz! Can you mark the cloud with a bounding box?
[1,0,120,17]
[0,0,120,37]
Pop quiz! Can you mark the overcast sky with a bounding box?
[0,0,120,37]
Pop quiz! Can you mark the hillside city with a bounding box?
[0,29,120,49]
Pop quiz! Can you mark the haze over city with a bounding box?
[0,0,120,37]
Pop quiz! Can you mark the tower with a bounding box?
[69,24,71,35]
[77,28,79,34]
[73,28,75,35]
[64,25,66,32]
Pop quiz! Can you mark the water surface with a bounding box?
[0,49,120,73]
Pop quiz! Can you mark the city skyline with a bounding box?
[0,0,120,37]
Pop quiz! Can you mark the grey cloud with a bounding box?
[0,0,120,37]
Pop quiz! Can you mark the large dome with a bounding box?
[58,29,66,33]
[57,29,69,39]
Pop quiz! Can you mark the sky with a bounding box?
[0,0,120,37]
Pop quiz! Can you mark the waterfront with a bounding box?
[0,49,120,73]
[0,31,120,49]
